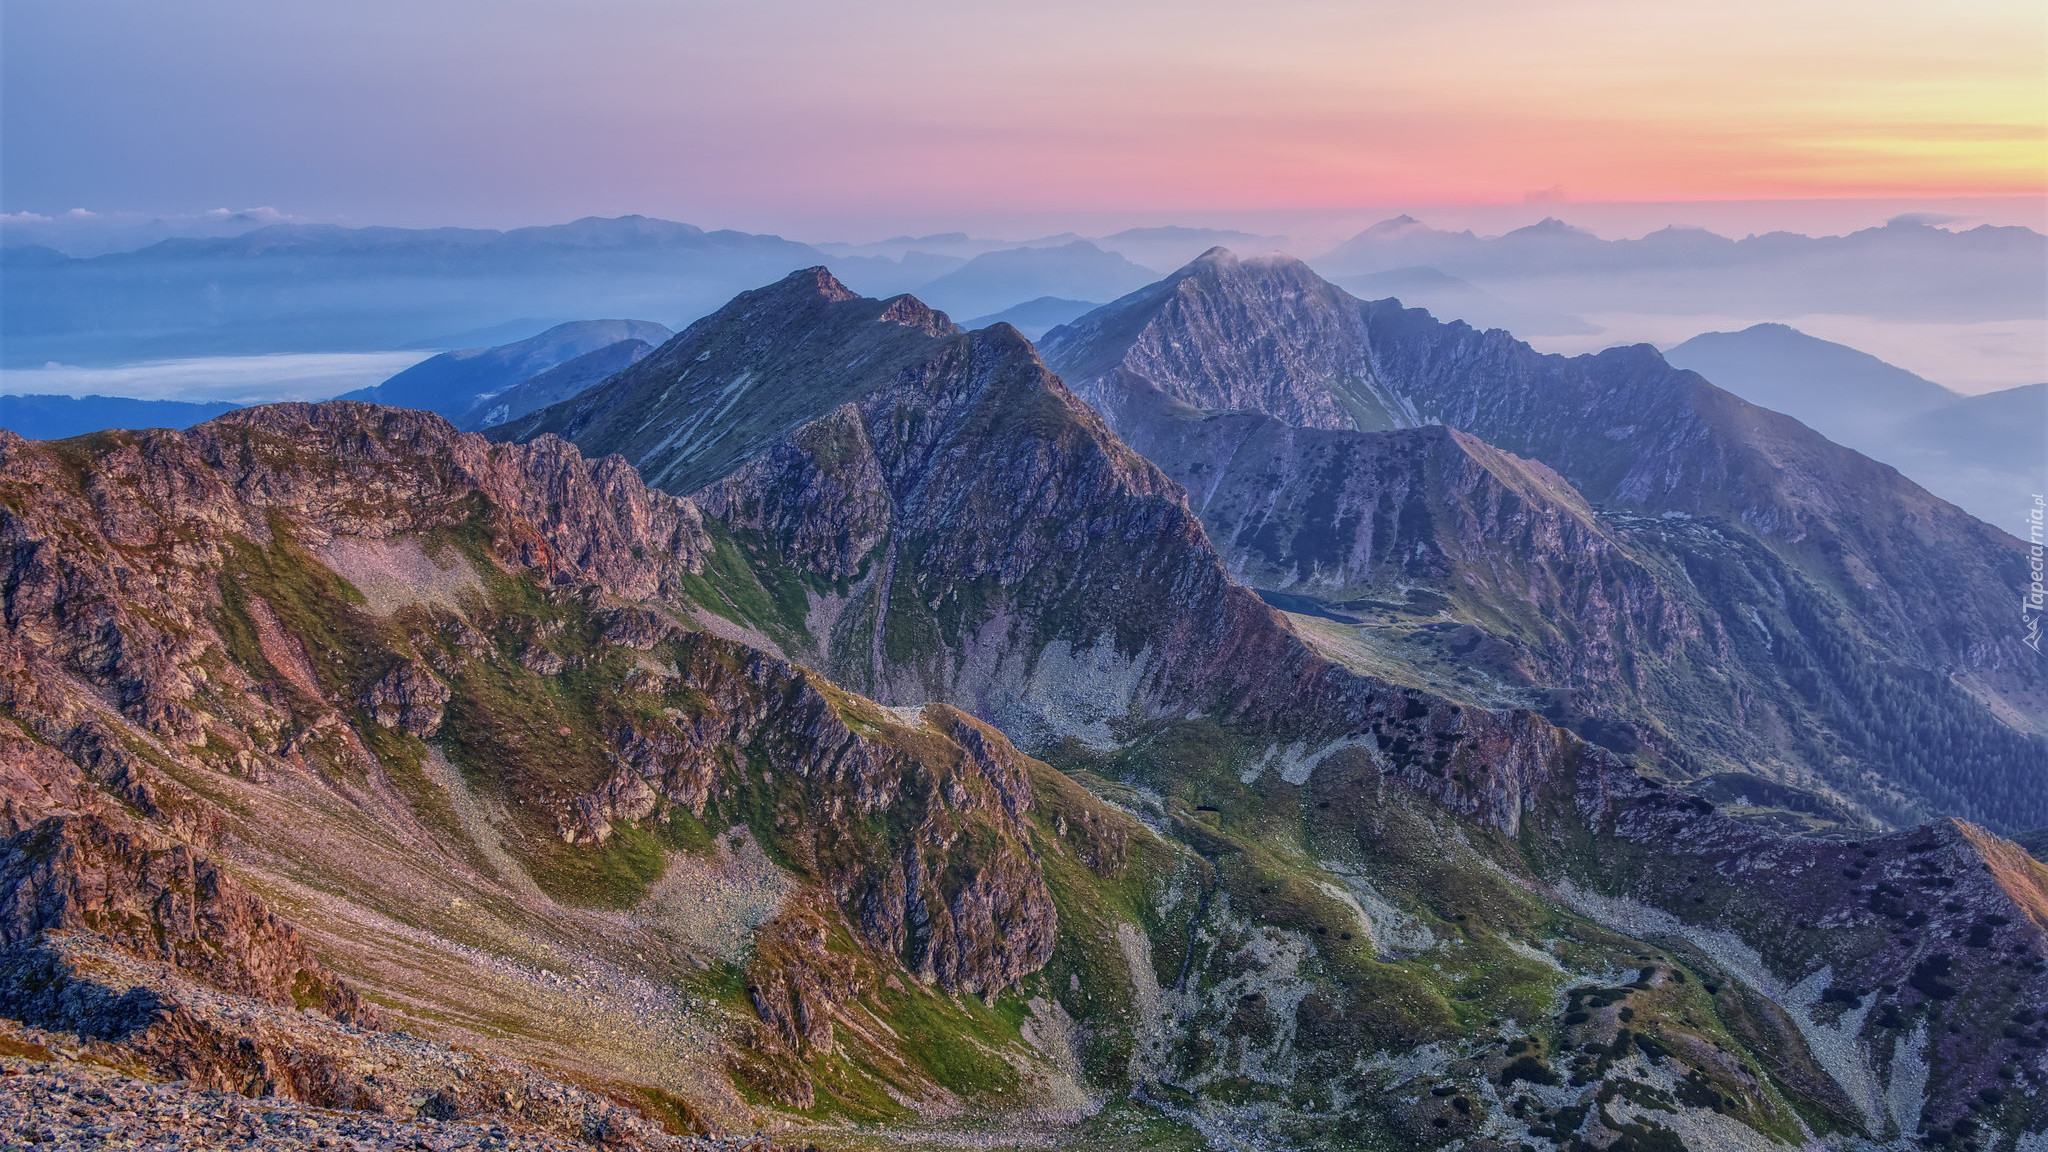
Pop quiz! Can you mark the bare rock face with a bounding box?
[1530,763,2048,1139]
[0,813,372,1025]
[1039,248,1404,431]
[600,605,676,650]
[0,404,709,759]
[360,660,451,736]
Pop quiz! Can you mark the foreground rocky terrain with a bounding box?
[0,266,2041,1150]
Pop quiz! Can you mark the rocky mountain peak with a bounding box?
[753,264,864,307]
[1040,247,1409,432]
[870,290,958,338]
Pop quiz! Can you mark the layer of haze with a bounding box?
[6,0,2044,232]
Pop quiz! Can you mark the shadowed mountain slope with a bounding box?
[453,337,659,431]
[1040,250,2046,831]
[1665,325,2045,529]
[342,318,673,419]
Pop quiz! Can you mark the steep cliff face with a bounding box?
[567,633,1054,996]
[1041,251,2046,831]
[1350,304,2036,690]
[0,813,372,1024]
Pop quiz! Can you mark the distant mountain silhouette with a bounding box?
[1092,225,1286,271]
[1667,324,2042,528]
[963,296,1100,339]
[453,337,660,431]
[1312,216,2046,322]
[3,216,815,364]
[1337,265,1596,336]
[339,319,673,419]
[1879,383,2047,532]
[909,241,1159,319]
[1665,323,1959,443]
[0,393,241,439]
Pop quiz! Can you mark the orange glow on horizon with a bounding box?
[5,0,2043,224]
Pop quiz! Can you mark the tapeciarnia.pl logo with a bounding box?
[2026,495,2044,653]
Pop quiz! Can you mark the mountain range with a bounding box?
[1664,324,2045,530]
[1310,216,2047,323]
[336,318,675,429]
[0,393,242,439]
[11,212,2042,382]
[1,258,2042,1151]
[1039,249,2044,833]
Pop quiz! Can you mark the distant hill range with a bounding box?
[1665,323,2045,530]
[904,241,1158,320]
[2,217,808,364]
[16,212,2037,376]
[336,319,672,428]
[1312,214,2046,323]
[0,393,241,439]
[1336,265,1597,337]
[963,296,1100,339]
[3,217,1277,365]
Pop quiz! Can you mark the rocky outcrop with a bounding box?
[1,1046,778,1152]
[0,397,1069,1132]
[1039,248,1408,431]
[570,634,1056,996]
[600,606,677,650]
[361,659,450,736]
[0,813,373,1025]
[0,404,709,758]
[0,934,742,1150]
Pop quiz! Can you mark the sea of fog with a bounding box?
[0,351,435,405]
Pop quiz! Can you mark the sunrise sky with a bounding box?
[4,0,2045,235]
